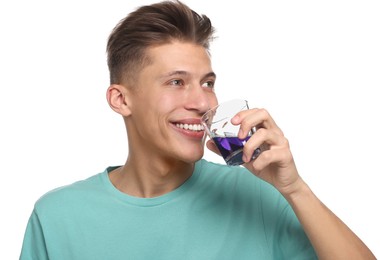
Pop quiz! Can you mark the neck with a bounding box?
[109,153,194,198]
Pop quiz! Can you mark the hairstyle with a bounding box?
[106,0,215,85]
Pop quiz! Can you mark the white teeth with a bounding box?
[175,123,204,131]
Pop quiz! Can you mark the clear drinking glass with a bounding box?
[201,99,261,166]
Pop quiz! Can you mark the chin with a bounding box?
[188,154,203,163]
[169,138,205,163]
[180,148,204,163]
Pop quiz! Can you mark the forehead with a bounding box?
[145,41,212,73]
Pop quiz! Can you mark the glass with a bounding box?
[201,99,261,166]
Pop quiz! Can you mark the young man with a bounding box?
[20,1,375,259]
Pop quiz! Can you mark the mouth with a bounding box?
[174,123,204,132]
[171,119,205,139]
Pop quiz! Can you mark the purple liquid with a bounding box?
[212,136,261,166]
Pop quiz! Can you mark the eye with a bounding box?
[202,80,215,89]
[169,79,184,86]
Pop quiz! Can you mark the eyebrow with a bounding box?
[160,70,217,80]
[203,72,217,80]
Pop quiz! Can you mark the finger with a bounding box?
[232,108,283,139]
[245,146,293,176]
[206,139,221,155]
[241,128,287,163]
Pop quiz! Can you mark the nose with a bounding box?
[184,85,215,114]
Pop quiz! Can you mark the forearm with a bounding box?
[285,181,376,260]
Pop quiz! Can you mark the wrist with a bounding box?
[282,178,313,205]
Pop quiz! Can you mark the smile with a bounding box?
[175,123,204,132]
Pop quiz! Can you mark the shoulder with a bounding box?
[198,159,285,202]
[198,158,251,176]
[197,159,267,195]
[33,169,107,215]
[198,159,260,184]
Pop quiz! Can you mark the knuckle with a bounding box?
[258,108,269,118]
[255,127,266,136]
[282,136,290,147]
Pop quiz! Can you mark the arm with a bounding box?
[207,108,375,259]
[20,210,49,260]
[286,179,375,260]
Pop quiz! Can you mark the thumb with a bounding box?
[206,140,221,156]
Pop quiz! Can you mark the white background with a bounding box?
[1,0,379,258]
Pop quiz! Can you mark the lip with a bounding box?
[170,118,205,139]
[172,118,203,125]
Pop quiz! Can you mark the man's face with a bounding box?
[126,41,218,163]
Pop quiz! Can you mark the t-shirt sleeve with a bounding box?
[273,204,317,259]
[19,210,49,260]
[259,180,318,259]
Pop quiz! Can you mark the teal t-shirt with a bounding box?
[20,159,317,259]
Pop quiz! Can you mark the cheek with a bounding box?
[156,93,182,112]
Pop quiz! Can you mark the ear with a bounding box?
[106,84,132,116]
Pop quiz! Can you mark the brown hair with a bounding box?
[106,0,215,85]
